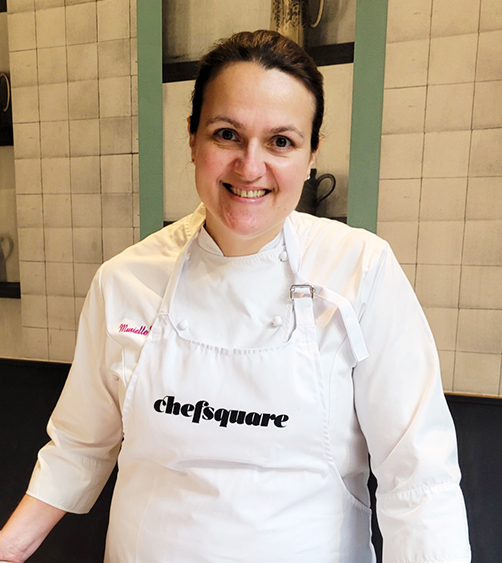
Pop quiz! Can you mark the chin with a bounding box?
[224,210,277,234]
[229,219,286,245]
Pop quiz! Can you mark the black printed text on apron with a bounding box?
[153,395,289,428]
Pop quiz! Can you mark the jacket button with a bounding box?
[271,315,283,327]
[279,251,288,262]
[178,319,188,330]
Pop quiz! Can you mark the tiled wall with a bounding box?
[3,0,500,392]
[1,0,139,362]
[378,0,502,396]
[0,11,19,285]
[0,10,23,359]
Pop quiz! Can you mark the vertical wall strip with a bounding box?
[347,0,388,233]
[137,0,164,239]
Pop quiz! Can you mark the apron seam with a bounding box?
[317,335,373,515]
[165,312,302,355]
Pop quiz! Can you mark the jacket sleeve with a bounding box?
[27,268,124,514]
[353,242,471,562]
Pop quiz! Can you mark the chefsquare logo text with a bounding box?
[153,395,289,428]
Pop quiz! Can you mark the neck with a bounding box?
[204,219,285,257]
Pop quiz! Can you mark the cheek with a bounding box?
[276,159,310,191]
[195,145,229,176]
[194,152,227,203]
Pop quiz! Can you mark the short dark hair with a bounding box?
[189,30,324,152]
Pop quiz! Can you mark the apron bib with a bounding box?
[105,218,374,563]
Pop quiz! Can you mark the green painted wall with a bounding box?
[347,0,388,233]
[137,0,164,238]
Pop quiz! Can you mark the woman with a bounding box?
[0,30,470,562]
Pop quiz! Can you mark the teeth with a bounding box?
[229,186,267,198]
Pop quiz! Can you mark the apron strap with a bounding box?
[314,285,369,363]
[160,214,206,315]
[284,217,368,364]
[289,283,369,363]
[290,285,316,328]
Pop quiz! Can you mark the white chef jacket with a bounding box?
[28,205,471,562]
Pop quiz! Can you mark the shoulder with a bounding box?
[82,212,199,333]
[97,213,194,297]
[289,212,401,312]
[290,211,391,275]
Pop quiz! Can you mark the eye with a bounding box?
[271,136,294,149]
[215,128,237,141]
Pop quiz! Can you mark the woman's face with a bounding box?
[189,62,318,256]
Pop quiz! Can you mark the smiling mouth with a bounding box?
[223,183,269,199]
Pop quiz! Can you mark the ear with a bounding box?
[306,138,322,180]
[188,117,196,161]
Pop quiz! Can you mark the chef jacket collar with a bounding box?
[188,204,286,257]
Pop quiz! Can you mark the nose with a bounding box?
[233,142,267,181]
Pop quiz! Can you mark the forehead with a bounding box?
[201,62,316,126]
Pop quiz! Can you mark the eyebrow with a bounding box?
[270,125,305,139]
[205,116,305,139]
[205,116,242,128]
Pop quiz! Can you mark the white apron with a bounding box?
[105,218,375,563]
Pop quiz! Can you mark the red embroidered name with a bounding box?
[119,323,150,336]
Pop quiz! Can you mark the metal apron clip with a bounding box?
[290,284,316,299]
